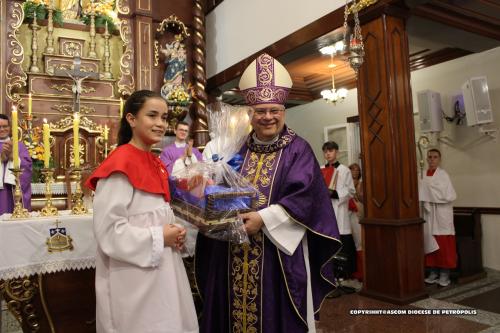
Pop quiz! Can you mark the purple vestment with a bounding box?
[0,141,32,214]
[159,142,203,174]
[195,126,341,333]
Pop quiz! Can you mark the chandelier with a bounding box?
[320,52,348,104]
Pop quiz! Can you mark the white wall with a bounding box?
[411,47,500,270]
[206,0,344,78]
[286,47,500,270]
[286,90,359,163]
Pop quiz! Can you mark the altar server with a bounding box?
[86,90,198,333]
[420,148,457,287]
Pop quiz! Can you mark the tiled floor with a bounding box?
[317,294,489,333]
[317,268,500,333]
[2,269,500,332]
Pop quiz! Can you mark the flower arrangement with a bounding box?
[24,127,53,183]
[166,85,193,107]
[23,0,63,26]
[81,0,119,33]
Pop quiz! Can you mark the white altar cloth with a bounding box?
[0,210,96,280]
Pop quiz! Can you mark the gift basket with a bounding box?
[169,103,255,243]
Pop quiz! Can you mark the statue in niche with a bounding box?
[59,0,81,21]
[160,36,187,100]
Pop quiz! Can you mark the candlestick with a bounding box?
[43,119,50,168]
[40,168,58,216]
[8,168,30,219]
[73,113,80,168]
[119,97,124,118]
[88,0,97,58]
[28,93,32,117]
[70,168,88,215]
[11,106,19,169]
[104,125,109,157]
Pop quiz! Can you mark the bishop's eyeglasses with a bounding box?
[253,107,285,118]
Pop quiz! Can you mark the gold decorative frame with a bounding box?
[154,15,191,68]
[51,104,96,115]
[117,18,135,96]
[50,83,96,94]
[116,0,130,15]
[50,115,101,134]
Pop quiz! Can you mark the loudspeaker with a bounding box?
[417,90,443,133]
[462,76,494,126]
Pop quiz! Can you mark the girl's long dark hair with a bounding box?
[117,90,164,146]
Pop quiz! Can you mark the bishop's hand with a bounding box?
[239,211,264,235]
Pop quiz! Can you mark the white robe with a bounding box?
[323,164,356,235]
[93,173,198,333]
[419,167,457,254]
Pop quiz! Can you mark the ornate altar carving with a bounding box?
[59,37,85,57]
[0,276,41,332]
[5,1,27,104]
[117,17,135,97]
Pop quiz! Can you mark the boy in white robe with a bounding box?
[419,148,457,287]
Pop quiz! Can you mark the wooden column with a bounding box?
[357,12,427,304]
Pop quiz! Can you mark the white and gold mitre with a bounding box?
[238,53,292,106]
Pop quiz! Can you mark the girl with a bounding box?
[86,90,198,333]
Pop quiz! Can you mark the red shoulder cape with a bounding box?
[85,144,171,202]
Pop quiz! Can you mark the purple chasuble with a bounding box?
[0,141,32,214]
[159,143,202,174]
[195,126,341,333]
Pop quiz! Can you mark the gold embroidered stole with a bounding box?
[229,149,281,333]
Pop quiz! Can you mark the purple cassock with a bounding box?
[195,126,342,333]
[159,142,203,175]
[0,141,32,214]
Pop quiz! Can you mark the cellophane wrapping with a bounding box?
[170,103,255,244]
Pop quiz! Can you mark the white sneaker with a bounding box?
[341,279,363,291]
[438,272,451,287]
[425,271,439,284]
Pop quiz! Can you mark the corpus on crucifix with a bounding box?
[54,56,99,113]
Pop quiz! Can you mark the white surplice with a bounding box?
[322,164,356,235]
[258,204,316,333]
[419,167,457,254]
[93,173,198,333]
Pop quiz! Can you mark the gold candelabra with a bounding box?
[96,128,109,159]
[70,168,88,215]
[29,15,41,73]
[88,5,97,58]
[44,1,55,54]
[40,168,58,216]
[102,22,113,79]
[9,168,30,219]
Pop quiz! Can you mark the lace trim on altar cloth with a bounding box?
[31,182,77,195]
[0,257,95,280]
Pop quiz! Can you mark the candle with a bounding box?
[119,97,124,118]
[11,106,19,169]
[73,113,80,168]
[43,119,50,168]
[103,125,109,140]
[28,93,32,117]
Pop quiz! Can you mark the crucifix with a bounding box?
[54,56,99,113]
